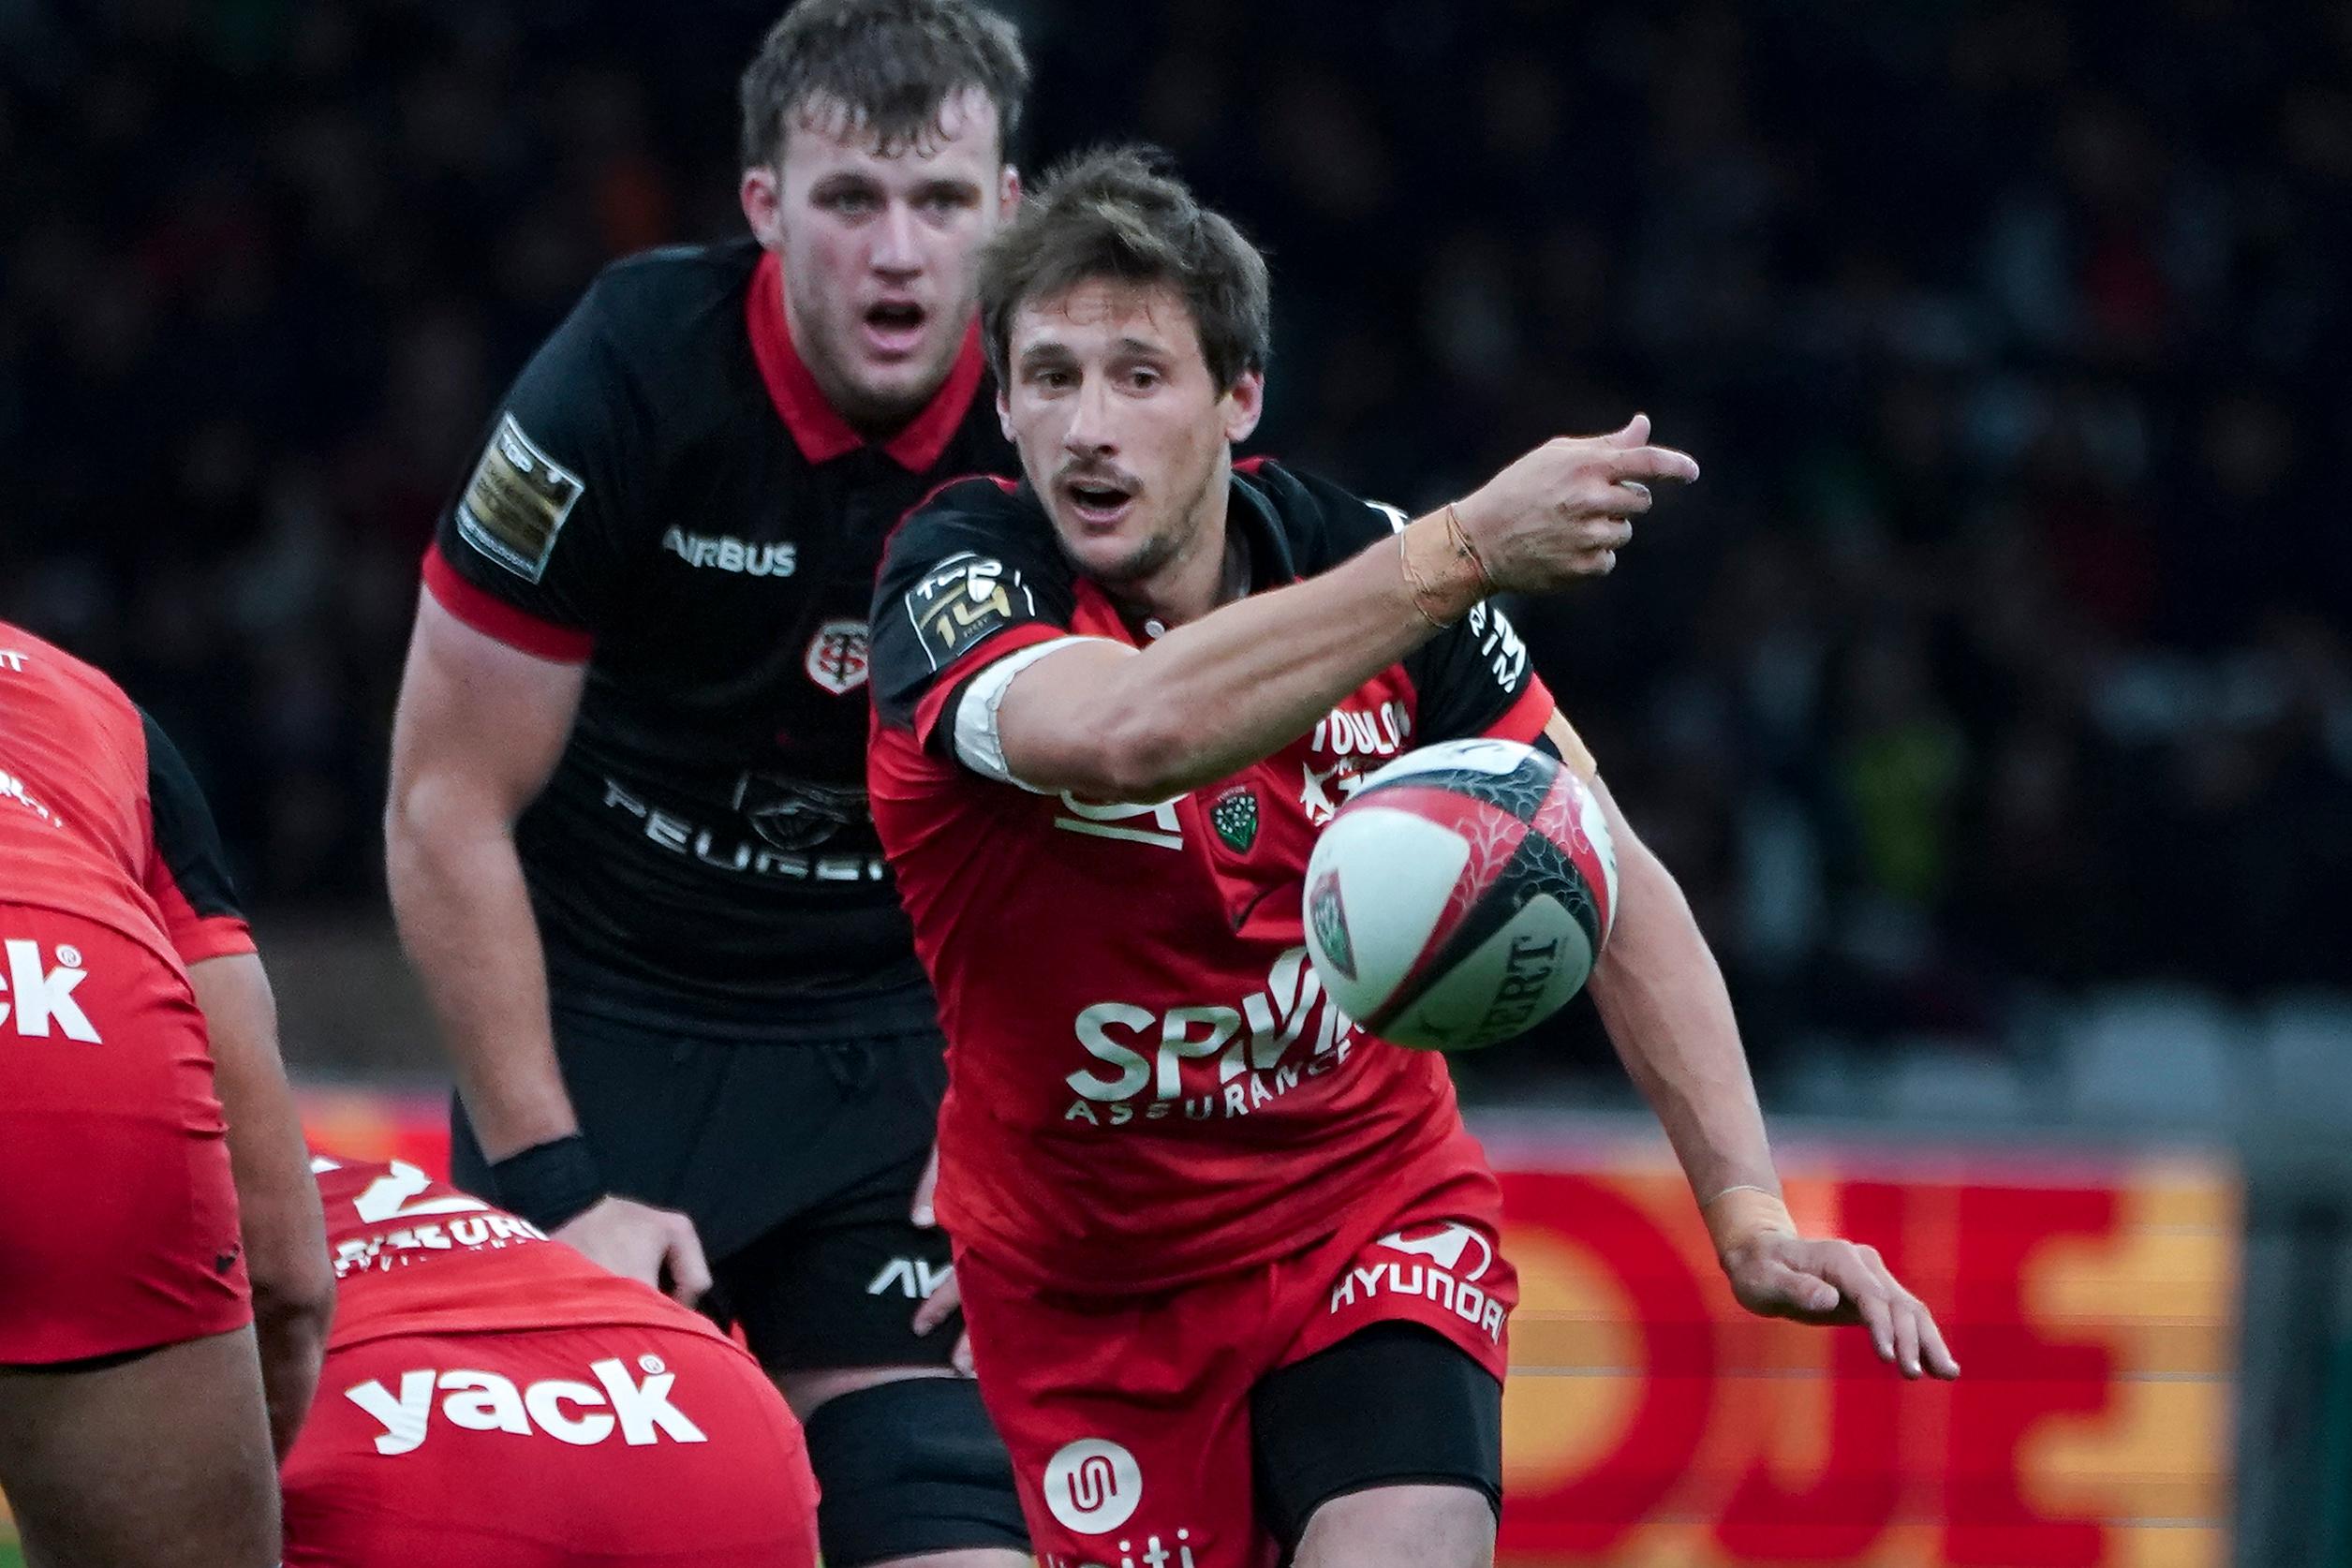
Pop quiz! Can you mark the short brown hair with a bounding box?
[738,0,1028,169]
[981,145,1272,392]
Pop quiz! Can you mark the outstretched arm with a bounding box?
[1577,749,1960,1381]
[995,421,1697,801]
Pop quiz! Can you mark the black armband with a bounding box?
[489,1133,608,1232]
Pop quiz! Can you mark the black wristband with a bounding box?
[489,1134,608,1233]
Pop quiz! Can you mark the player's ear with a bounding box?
[998,164,1022,219]
[1220,369,1265,445]
[740,164,785,249]
[997,386,1015,443]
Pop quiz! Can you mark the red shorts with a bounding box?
[0,904,248,1364]
[282,1322,820,1568]
[958,1161,1516,1568]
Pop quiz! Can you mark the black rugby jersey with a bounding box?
[424,237,1012,1031]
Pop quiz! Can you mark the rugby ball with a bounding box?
[1301,738,1618,1052]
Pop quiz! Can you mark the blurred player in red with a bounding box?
[868,151,1962,1568]
[283,1153,819,1568]
[0,620,334,1568]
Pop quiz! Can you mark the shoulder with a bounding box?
[872,478,1076,710]
[578,239,758,332]
[556,240,761,387]
[1235,457,1406,575]
[885,476,1059,579]
[0,627,137,744]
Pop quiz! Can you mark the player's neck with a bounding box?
[1115,484,1247,634]
[822,369,934,442]
[783,294,949,439]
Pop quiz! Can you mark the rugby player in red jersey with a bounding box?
[867,151,1960,1568]
[283,1154,818,1567]
[0,620,333,1568]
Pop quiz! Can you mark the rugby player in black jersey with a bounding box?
[382,5,1028,1563]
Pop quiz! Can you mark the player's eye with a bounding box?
[822,187,879,216]
[1126,366,1162,391]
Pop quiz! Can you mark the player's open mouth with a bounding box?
[1064,480,1135,526]
[862,301,926,357]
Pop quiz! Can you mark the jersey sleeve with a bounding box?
[138,710,256,966]
[423,277,645,662]
[869,481,1078,753]
[1410,597,1555,745]
[1261,462,1556,747]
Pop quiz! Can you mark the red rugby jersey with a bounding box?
[313,1155,729,1352]
[0,621,254,972]
[867,463,1554,1294]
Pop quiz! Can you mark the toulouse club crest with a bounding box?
[804,619,870,695]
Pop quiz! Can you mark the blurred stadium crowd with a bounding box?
[4,0,2346,1072]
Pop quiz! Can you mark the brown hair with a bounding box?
[981,144,1272,392]
[738,0,1028,169]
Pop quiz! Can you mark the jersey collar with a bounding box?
[1227,466,1301,587]
[745,247,988,474]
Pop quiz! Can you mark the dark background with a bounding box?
[6,0,2347,1085]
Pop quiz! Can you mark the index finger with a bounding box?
[911,1146,940,1228]
[912,1271,960,1336]
[1604,445,1701,484]
[1811,1250,1897,1360]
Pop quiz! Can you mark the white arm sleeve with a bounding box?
[951,635,1123,792]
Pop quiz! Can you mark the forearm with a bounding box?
[1123,539,1436,791]
[250,1291,330,1457]
[1589,832,1779,1207]
[385,794,575,1161]
[187,953,333,1457]
[1014,531,1457,800]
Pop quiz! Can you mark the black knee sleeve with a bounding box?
[1251,1323,1503,1555]
[801,1377,1028,1566]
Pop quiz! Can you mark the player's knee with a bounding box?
[799,1376,1027,1568]
[1295,1482,1495,1568]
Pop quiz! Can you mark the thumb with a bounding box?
[664,1220,713,1306]
[1605,412,1651,448]
[1743,1256,1841,1316]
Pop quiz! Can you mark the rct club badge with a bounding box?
[1210,786,1258,853]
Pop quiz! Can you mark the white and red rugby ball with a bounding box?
[1301,738,1618,1052]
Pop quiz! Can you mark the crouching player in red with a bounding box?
[1,620,333,1568]
[283,1153,819,1568]
[867,150,1961,1568]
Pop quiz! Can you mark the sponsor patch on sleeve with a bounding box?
[454,413,586,583]
[901,551,1036,672]
[1465,600,1530,692]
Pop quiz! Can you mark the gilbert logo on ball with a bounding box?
[1300,738,1617,1052]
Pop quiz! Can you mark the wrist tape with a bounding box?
[490,1133,607,1233]
[1398,503,1493,628]
[1701,1184,1797,1259]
